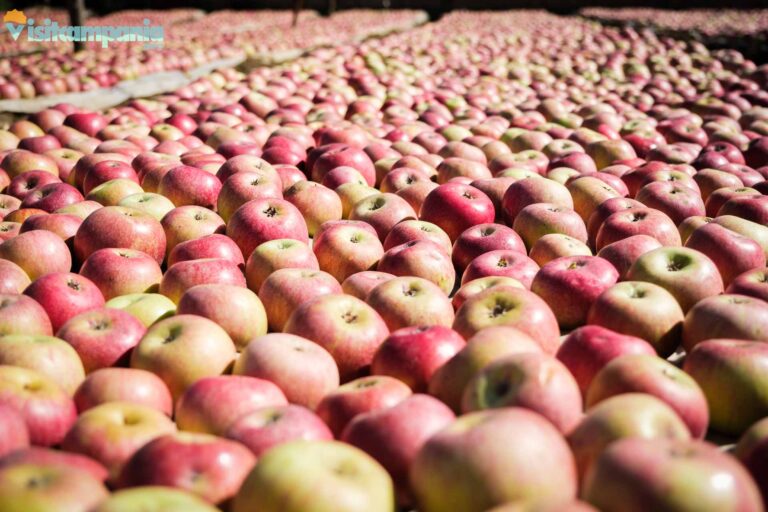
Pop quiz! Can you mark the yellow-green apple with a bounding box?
[56,308,145,373]
[342,394,455,505]
[74,206,166,265]
[513,203,589,249]
[86,179,146,207]
[428,326,543,412]
[501,176,573,224]
[728,267,768,302]
[159,258,246,304]
[175,375,287,435]
[233,333,339,409]
[119,432,256,505]
[0,365,77,446]
[555,325,656,396]
[366,276,454,331]
[226,198,309,260]
[419,182,495,241]
[531,255,619,330]
[55,200,102,220]
[596,208,682,251]
[626,247,724,312]
[0,404,28,457]
[586,354,708,438]
[462,352,582,433]
[130,314,237,400]
[371,325,464,392]
[0,462,108,512]
[79,248,162,300]
[0,294,52,336]
[316,375,411,438]
[568,393,690,481]
[104,293,176,328]
[118,193,175,221]
[567,176,621,222]
[586,139,637,170]
[377,240,456,295]
[232,440,394,512]
[685,223,766,287]
[92,486,219,512]
[596,234,663,280]
[258,268,342,332]
[0,229,71,280]
[283,181,342,236]
[587,281,683,356]
[342,271,397,300]
[226,404,333,457]
[216,172,283,223]
[529,233,592,266]
[683,294,768,352]
[461,247,540,287]
[74,368,173,415]
[313,221,384,282]
[284,294,389,382]
[584,438,763,512]
[23,272,105,332]
[62,401,177,480]
[453,285,560,353]
[161,205,225,257]
[411,408,577,512]
[451,276,525,310]
[0,334,85,395]
[382,219,452,255]
[336,183,379,218]
[0,260,30,294]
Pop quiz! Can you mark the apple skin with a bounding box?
[226,198,309,261]
[462,249,540,289]
[61,401,177,481]
[462,352,583,434]
[0,462,109,512]
[419,182,495,241]
[79,248,163,300]
[232,440,395,512]
[75,206,166,265]
[0,365,77,446]
[23,272,105,333]
[160,206,225,257]
[0,293,53,336]
[159,258,246,304]
[258,268,342,332]
[0,403,29,457]
[410,408,578,512]
[596,234,663,280]
[342,394,455,505]
[682,294,768,352]
[0,229,71,280]
[567,393,691,481]
[92,486,219,512]
[586,354,708,439]
[531,255,618,330]
[626,246,724,313]
[56,307,146,373]
[74,368,173,415]
[727,267,768,302]
[452,285,561,354]
[158,165,222,210]
[595,208,682,251]
[685,223,767,288]
[175,375,287,436]
[104,293,176,328]
[118,432,256,505]
[130,314,237,400]
[217,171,284,223]
[584,438,764,512]
[377,240,456,295]
[0,260,30,294]
[226,404,333,457]
[284,294,389,382]
[313,221,384,282]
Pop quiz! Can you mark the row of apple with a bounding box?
[0,9,427,99]
[1,8,768,512]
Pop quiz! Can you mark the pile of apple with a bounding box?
[2,8,768,512]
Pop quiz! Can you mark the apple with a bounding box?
[79,248,163,300]
[119,432,256,505]
[313,221,384,283]
[216,155,278,184]
[65,112,107,137]
[312,146,376,186]
[513,203,589,249]
[727,267,768,302]
[377,240,456,295]
[157,165,222,210]
[0,229,71,280]
[159,258,246,304]
[713,215,768,260]
[104,293,176,328]
[226,198,309,260]
[0,403,29,457]
[383,219,453,255]
[284,181,342,236]
[0,365,77,446]
[501,176,573,224]
[626,246,724,312]
[0,462,108,512]
[349,193,417,241]
[451,276,525,311]
[258,268,342,332]
[19,213,82,241]
[0,294,53,336]
[167,233,244,269]
[419,182,495,241]
[452,285,560,353]
[705,186,760,217]
[82,160,139,195]
[1,150,59,179]
[451,223,525,271]
[130,314,237,400]
[568,393,691,481]
[683,294,768,352]
[461,250,540,288]
[0,260,30,294]
[586,197,645,247]
[216,171,283,223]
[75,206,166,265]
[718,195,768,225]
[8,172,61,201]
[529,233,592,266]
[531,255,619,330]
[595,234,663,280]
[584,438,763,512]
[92,486,219,512]
[232,440,394,512]
[118,193,175,221]
[62,401,177,480]
[411,408,577,512]
[634,181,706,225]
[161,206,225,257]
[595,208,682,251]
[74,367,173,415]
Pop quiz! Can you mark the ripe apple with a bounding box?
[342,271,397,300]
[258,268,342,332]
[0,462,108,512]
[157,165,222,210]
[683,294,768,351]
[0,293,52,336]
[501,176,573,224]
[104,293,176,328]
[118,193,175,221]
[79,248,162,300]
[685,223,766,287]
[0,260,30,294]
[0,403,29,457]
[92,486,219,512]
[383,219,453,255]
[462,249,540,288]
[161,205,225,258]
[313,221,384,282]
[377,240,456,295]
[365,276,454,331]
[419,182,495,241]
[23,272,105,333]
[159,258,246,304]
[74,206,166,265]
[0,229,71,280]
[74,367,173,415]
[226,198,309,260]
[595,208,681,251]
